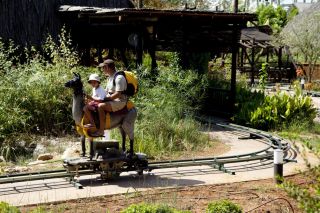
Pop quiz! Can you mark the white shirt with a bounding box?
[106,71,127,102]
[92,85,107,100]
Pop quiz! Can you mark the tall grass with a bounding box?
[0,33,209,160]
[122,54,210,158]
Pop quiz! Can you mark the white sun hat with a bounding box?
[88,73,101,83]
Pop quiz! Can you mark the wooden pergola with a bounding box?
[239,27,293,84]
[59,6,256,113]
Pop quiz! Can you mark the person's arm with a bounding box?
[105,91,121,101]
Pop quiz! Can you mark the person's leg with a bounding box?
[83,105,95,127]
[95,102,112,135]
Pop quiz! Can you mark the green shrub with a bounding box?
[250,85,316,130]
[206,200,242,213]
[233,87,266,126]
[234,84,316,130]
[0,202,20,213]
[121,203,189,213]
[0,29,82,161]
[281,168,320,213]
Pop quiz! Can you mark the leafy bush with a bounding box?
[250,85,316,130]
[0,202,20,213]
[121,203,189,213]
[234,84,316,130]
[233,87,265,126]
[206,200,242,213]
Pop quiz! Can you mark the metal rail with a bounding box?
[0,121,296,185]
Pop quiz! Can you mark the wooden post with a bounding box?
[120,48,129,69]
[234,0,239,13]
[138,0,143,8]
[230,25,238,113]
[278,47,283,69]
[240,47,244,67]
[135,33,143,68]
[278,47,283,81]
[251,40,255,85]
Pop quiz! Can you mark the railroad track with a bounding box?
[0,121,297,187]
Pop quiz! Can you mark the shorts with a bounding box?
[87,101,99,111]
[109,101,127,112]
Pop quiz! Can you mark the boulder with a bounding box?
[37,153,53,161]
[0,156,5,163]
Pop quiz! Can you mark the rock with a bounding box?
[37,153,53,161]
[0,156,5,163]
[62,147,81,159]
[4,166,29,173]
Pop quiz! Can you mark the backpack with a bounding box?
[113,71,138,96]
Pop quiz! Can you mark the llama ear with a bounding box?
[77,73,81,80]
[73,72,77,77]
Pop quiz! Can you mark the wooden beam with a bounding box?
[230,24,238,113]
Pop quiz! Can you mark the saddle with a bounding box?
[77,101,134,137]
[90,106,128,129]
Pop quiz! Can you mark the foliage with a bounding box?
[0,34,209,160]
[131,53,210,158]
[250,84,316,130]
[234,84,316,130]
[278,121,320,154]
[259,62,268,90]
[121,203,189,213]
[0,29,82,161]
[256,5,288,34]
[141,0,210,9]
[279,121,320,213]
[287,6,299,22]
[277,3,320,83]
[233,88,265,126]
[281,175,320,213]
[206,200,242,213]
[0,202,20,213]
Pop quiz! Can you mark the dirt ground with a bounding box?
[20,173,305,213]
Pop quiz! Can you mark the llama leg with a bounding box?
[119,127,126,152]
[81,135,86,157]
[89,138,94,160]
[129,140,134,156]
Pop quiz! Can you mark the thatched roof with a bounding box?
[0,0,134,46]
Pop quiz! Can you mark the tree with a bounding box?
[278,3,320,83]
[256,5,288,34]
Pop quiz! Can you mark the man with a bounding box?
[92,59,127,137]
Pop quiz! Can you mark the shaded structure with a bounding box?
[0,0,134,46]
[239,26,293,84]
[59,6,256,113]
[0,0,256,115]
